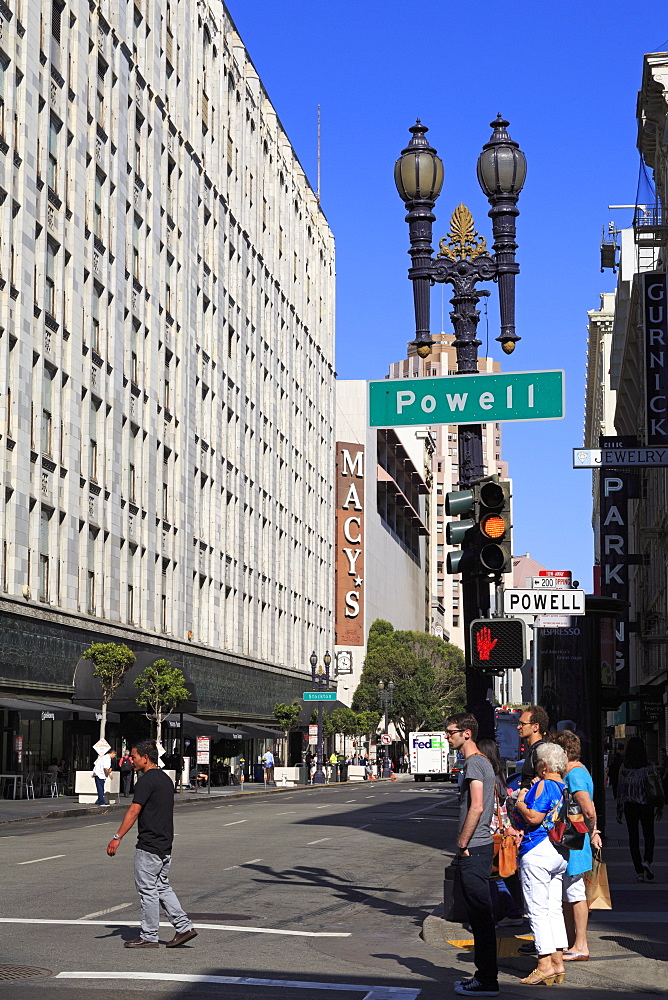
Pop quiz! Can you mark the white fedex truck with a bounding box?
[409,731,453,782]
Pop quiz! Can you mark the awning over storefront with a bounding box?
[0,696,119,722]
[235,724,283,740]
[163,714,245,739]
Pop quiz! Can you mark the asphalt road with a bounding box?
[0,778,657,999]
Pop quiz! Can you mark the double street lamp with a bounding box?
[309,649,332,785]
[378,679,394,778]
[395,116,527,739]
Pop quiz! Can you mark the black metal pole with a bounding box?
[313,668,325,785]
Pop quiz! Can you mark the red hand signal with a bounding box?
[475,626,498,661]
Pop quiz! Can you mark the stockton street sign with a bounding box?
[303,691,337,702]
[369,370,564,428]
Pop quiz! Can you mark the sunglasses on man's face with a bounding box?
[445,729,464,737]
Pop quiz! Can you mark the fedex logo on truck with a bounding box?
[412,737,445,750]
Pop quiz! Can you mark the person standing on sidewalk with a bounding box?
[518,706,550,789]
[551,730,601,961]
[446,712,499,998]
[92,748,113,806]
[106,739,197,949]
[616,736,664,882]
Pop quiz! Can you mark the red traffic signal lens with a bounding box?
[479,482,504,509]
[481,513,505,540]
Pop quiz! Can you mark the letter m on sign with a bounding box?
[341,448,363,477]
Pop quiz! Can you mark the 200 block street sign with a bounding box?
[503,589,585,616]
[369,370,564,427]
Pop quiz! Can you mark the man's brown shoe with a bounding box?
[123,937,159,949]
[166,928,198,948]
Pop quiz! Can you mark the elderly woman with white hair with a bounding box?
[510,741,569,986]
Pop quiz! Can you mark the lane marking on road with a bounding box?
[17,854,66,866]
[77,903,132,920]
[314,804,332,809]
[307,838,331,845]
[0,918,350,937]
[55,972,420,997]
[223,857,262,871]
[82,822,112,828]
[356,824,371,830]
[222,819,248,826]
[276,811,296,815]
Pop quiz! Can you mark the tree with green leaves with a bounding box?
[273,701,303,764]
[83,641,136,741]
[351,619,465,744]
[135,659,190,739]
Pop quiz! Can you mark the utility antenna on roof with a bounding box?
[317,104,321,204]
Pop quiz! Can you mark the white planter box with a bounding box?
[273,766,301,786]
[75,770,120,804]
[347,765,367,782]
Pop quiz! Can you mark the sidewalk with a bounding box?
[422,787,668,995]
[0,774,405,825]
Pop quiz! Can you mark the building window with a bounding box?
[38,506,51,602]
[127,584,134,623]
[41,365,55,456]
[94,170,104,239]
[87,529,97,614]
[89,399,100,482]
[45,240,57,317]
[91,282,102,352]
[133,216,141,280]
[52,0,64,43]
[48,116,60,192]
[128,424,138,501]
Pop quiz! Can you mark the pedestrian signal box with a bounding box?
[470,618,526,673]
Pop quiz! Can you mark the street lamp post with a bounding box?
[310,649,331,785]
[378,680,394,778]
[395,116,526,740]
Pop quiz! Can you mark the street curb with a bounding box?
[0,776,401,827]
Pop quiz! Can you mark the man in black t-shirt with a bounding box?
[106,739,196,949]
[518,705,550,789]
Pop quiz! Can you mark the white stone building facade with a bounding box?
[0,0,335,713]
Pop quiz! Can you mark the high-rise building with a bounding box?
[0,0,335,766]
[388,333,509,649]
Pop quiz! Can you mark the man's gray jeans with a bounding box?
[134,848,192,942]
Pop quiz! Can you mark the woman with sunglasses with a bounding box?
[510,742,569,986]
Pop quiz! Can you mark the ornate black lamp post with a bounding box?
[309,649,332,785]
[378,680,394,778]
[395,116,526,739]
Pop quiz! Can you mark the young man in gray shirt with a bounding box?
[446,712,498,997]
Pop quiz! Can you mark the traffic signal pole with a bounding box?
[396,120,526,742]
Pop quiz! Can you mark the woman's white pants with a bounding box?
[519,838,568,956]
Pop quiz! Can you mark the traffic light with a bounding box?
[477,478,512,575]
[470,618,526,673]
[445,476,512,576]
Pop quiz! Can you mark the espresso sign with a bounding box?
[335,442,365,645]
[642,272,668,446]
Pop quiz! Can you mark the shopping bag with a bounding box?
[498,832,518,877]
[584,850,612,910]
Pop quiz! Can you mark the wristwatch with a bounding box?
[112,834,121,840]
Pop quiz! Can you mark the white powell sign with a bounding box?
[503,589,585,616]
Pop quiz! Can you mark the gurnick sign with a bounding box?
[642,272,668,446]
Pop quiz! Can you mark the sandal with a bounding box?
[563,952,588,962]
[519,969,556,986]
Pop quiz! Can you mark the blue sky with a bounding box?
[228,1,668,590]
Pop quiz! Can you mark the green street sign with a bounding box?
[303,691,337,701]
[369,370,565,427]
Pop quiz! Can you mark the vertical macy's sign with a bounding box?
[335,443,365,645]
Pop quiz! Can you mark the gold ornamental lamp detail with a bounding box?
[437,204,489,262]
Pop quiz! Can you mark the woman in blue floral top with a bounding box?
[510,742,568,986]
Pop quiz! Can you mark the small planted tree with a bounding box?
[135,659,190,739]
[273,701,302,765]
[83,641,136,742]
